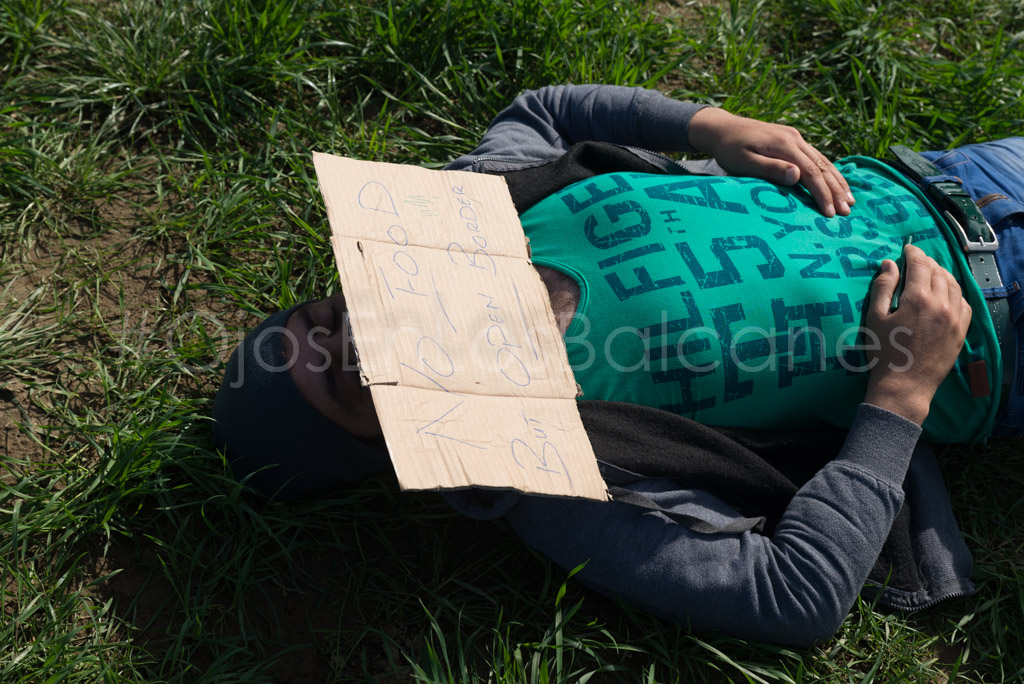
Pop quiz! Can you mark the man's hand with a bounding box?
[687,108,854,218]
[862,245,972,425]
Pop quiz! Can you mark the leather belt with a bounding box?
[885,145,1015,404]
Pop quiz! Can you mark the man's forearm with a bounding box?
[504,404,920,647]
[446,84,708,170]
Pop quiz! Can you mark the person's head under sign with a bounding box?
[212,293,390,499]
[213,260,587,498]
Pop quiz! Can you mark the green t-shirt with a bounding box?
[519,157,1000,443]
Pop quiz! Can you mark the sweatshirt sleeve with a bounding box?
[503,403,922,647]
[446,84,709,170]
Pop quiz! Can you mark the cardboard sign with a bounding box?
[313,152,607,501]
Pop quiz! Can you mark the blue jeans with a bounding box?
[922,139,1024,436]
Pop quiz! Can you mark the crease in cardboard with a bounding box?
[313,152,607,501]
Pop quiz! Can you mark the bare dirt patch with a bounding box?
[0,381,47,477]
[1,224,183,462]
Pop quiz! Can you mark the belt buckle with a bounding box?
[944,209,999,253]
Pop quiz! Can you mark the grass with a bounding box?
[1,0,1023,680]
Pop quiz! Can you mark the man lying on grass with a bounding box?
[213,84,1024,646]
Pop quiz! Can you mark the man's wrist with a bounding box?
[864,376,932,426]
[686,107,732,155]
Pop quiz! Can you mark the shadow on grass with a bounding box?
[85,467,550,682]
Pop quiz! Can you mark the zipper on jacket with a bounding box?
[472,155,545,166]
[877,588,972,613]
[627,145,695,172]
[475,147,695,173]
